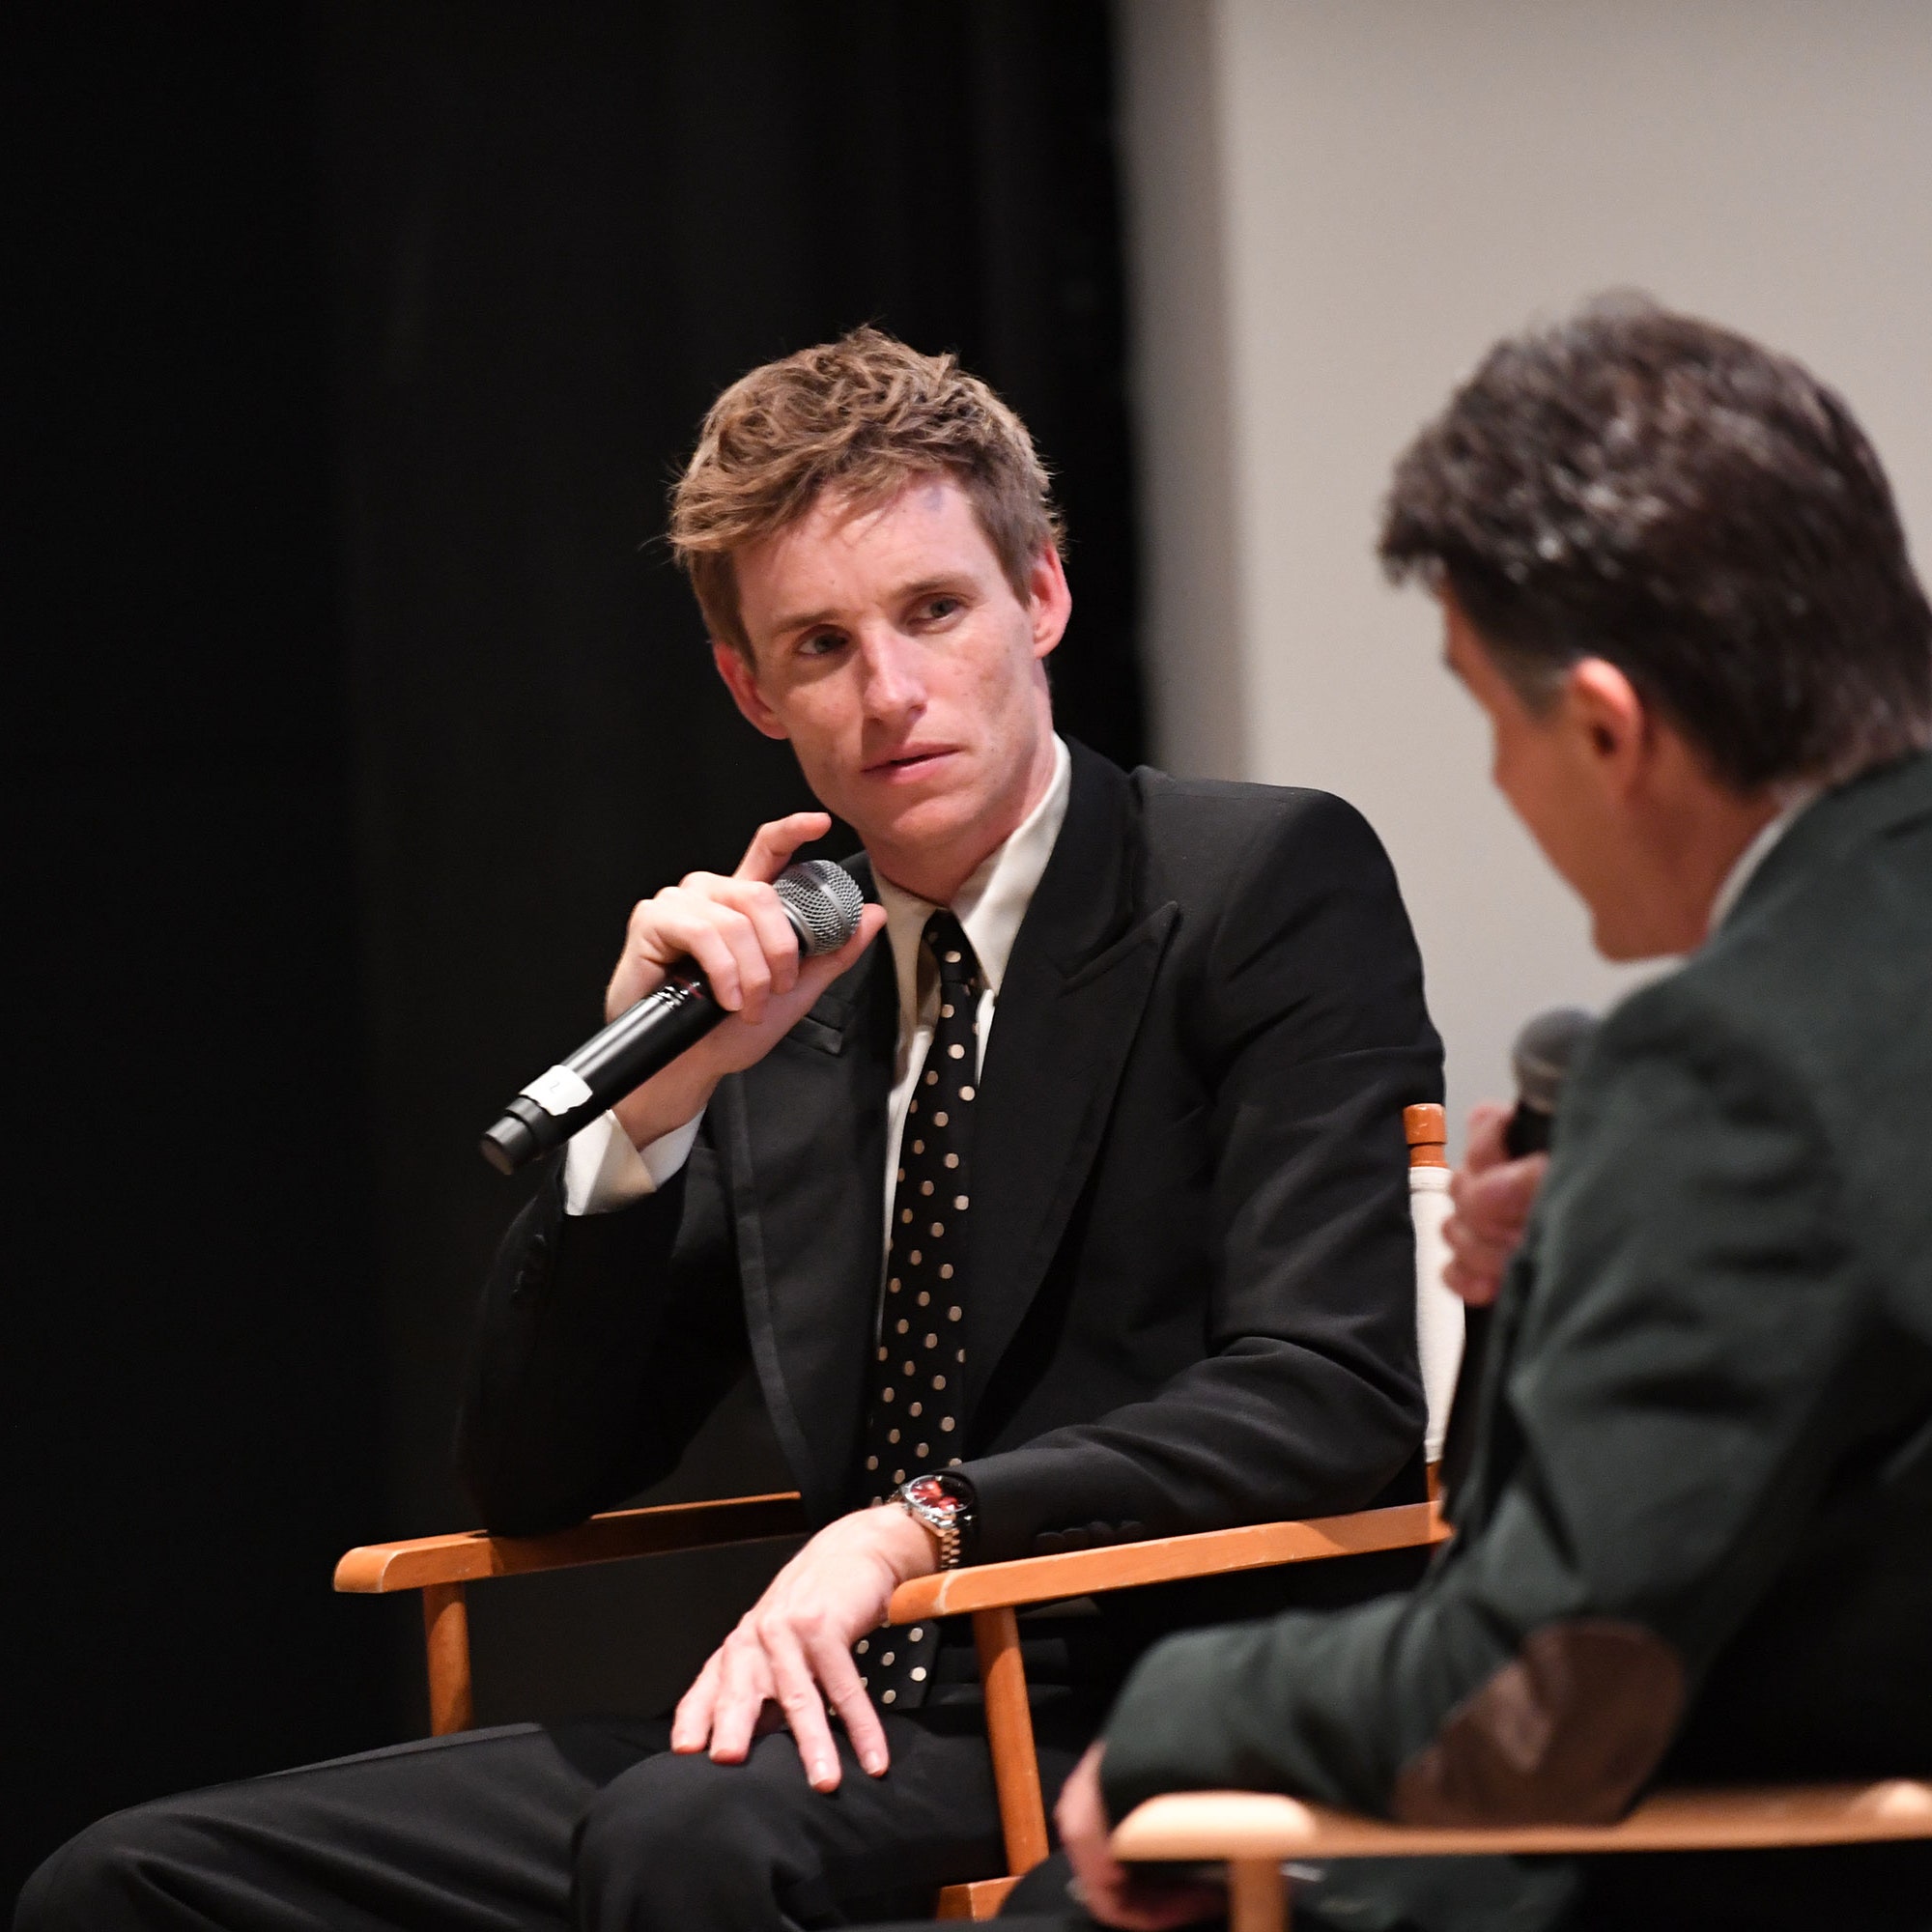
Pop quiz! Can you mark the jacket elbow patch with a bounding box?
[1392,1619,1686,1827]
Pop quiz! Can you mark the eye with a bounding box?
[796,629,845,660]
[919,595,964,624]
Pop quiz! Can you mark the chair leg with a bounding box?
[1227,1858,1287,1932]
[973,1605,1049,1875]
[422,1581,474,1735]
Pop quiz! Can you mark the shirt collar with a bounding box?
[874,735,1072,1017]
[1707,781,1824,935]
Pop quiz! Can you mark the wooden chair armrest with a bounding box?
[1111,1780,1932,1861]
[886,1500,1446,1624]
[333,1491,807,1594]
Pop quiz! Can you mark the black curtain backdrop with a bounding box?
[11,0,1143,1905]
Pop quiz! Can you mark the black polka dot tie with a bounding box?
[855,910,979,1711]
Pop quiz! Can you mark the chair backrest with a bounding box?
[1405,1103,1461,1466]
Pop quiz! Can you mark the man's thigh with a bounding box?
[18,1718,664,1932]
[577,1691,1102,1928]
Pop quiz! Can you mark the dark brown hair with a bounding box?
[1379,296,1932,789]
[669,327,1062,654]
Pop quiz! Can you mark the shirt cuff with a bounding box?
[561,1110,703,1215]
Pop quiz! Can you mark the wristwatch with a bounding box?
[894,1471,978,1569]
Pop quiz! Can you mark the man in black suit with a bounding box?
[22,329,1439,1929]
[1032,300,1932,1932]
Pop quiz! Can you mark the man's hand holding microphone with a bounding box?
[1442,1101,1548,1309]
[600,811,885,1151]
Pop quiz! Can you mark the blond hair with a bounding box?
[668,327,1063,652]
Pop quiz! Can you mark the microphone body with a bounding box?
[480,859,866,1176]
[1438,1007,1599,1498]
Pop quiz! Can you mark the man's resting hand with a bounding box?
[1056,1745,1222,1930]
[670,1502,938,1792]
[604,810,886,1151]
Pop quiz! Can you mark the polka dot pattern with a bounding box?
[857,908,980,1712]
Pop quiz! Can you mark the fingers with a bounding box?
[624,875,801,1020]
[670,1649,724,1754]
[761,1623,845,1793]
[703,1625,779,1766]
[1449,1151,1548,1242]
[807,1627,891,1778]
[1444,1147,1548,1307]
[734,811,833,885]
[1463,1100,1513,1173]
[1057,1749,1211,1932]
[697,874,804,1007]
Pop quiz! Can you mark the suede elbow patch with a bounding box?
[1393,1619,1686,1827]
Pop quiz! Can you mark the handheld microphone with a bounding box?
[479,858,866,1177]
[1501,1006,1599,1158]
[1438,1005,1599,1498]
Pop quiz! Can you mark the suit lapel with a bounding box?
[965,747,1179,1409]
[723,888,897,1523]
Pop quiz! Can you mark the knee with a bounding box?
[15,1800,191,1931]
[579,1747,748,1869]
[576,1747,781,1914]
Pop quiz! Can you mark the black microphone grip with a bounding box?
[479,971,724,1176]
[1502,1099,1554,1159]
[477,857,867,1178]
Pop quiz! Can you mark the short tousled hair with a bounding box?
[1379,295,1932,790]
[668,327,1064,654]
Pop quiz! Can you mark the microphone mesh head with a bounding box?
[775,859,867,956]
[1510,1006,1599,1115]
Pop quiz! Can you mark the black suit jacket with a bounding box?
[460,744,1441,1663]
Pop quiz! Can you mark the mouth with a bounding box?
[864,747,956,780]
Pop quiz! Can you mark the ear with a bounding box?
[1563,657,1652,791]
[1024,543,1072,661]
[712,639,790,741]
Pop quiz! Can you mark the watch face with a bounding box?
[905,1475,962,1516]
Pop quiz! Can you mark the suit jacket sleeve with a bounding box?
[1098,984,1862,1826]
[455,1124,750,1534]
[962,794,1440,1559]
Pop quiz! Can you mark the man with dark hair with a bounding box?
[1021,299,1932,1932]
[21,330,1439,1929]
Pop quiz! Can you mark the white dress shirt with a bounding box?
[563,736,1073,1233]
[1707,781,1822,935]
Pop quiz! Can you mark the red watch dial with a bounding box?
[904,1475,961,1516]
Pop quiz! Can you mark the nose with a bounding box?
[857,623,927,725]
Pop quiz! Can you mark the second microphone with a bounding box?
[480,858,867,1176]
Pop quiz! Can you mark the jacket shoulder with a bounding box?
[1127,767,1392,899]
[1580,800,1932,1315]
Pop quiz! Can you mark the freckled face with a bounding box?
[718,475,1066,886]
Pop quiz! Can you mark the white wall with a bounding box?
[1118,0,1932,1138]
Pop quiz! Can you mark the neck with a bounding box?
[869,729,1058,906]
[1640,786,1788,954]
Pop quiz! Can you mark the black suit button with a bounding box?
[1058,1527,1091,1550]
[1035,1531,1067,1554]
[1087,1521,1117,1547]
[1120,1521,1147,1541]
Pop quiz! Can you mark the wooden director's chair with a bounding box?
[336,1108,1463,1919]
[1110,1778,1932,1932]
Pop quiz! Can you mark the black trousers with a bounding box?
[17,1698,1102,1931]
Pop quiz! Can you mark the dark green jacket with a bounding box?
[1102,753,1932,1861]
